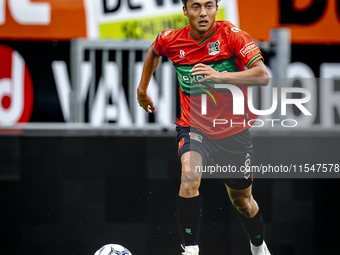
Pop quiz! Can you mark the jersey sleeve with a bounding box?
[153,28,173,57]
[227,25,263,69]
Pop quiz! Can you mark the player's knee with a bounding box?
[231,196,252,216]
[181,175,201,189]
[181,164,201,191]
[182,162,201,180]
[181,178,201,197]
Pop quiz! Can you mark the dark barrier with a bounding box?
[0,133,339,255]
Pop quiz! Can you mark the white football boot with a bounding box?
[181,244,199,255]
[251,241,271,255]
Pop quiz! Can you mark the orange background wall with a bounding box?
[238,0,340,44]
[0,0,86,40]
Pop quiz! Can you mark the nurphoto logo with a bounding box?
[199,84,312,128]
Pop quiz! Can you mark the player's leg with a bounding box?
[226,184,258,218]
[178,151,202,254]
[179,151,202,198]
[226,184,270,255]
[216,129,270,254]
[176,126,209,254]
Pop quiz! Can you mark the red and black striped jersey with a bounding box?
[154,20,263,139]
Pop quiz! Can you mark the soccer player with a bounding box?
[137,0,270,254]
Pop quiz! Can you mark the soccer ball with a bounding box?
[94,244,132,255]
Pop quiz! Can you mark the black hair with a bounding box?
[181,0,221,8]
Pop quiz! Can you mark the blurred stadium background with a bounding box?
[1,0,340,254]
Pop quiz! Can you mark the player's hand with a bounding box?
[190,63,225,83]
[137,89,157,113]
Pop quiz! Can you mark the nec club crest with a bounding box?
[208,40,220,56]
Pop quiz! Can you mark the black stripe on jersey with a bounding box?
[173,56,236,67]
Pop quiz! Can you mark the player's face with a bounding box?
[183,0,218,38]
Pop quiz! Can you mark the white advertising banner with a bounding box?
[84,0,239,39]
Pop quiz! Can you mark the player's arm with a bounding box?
[190,60,269,86]
[137,41,161,113]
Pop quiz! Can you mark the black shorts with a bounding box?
[176,126,253,190]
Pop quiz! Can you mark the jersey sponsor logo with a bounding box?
[0,45,34,125]
[181,74,205,84]
[231,27,241,33]
[240,42,258,57]
[179,50,185,59]
[207,40,220,56]
[189,132,203,143]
